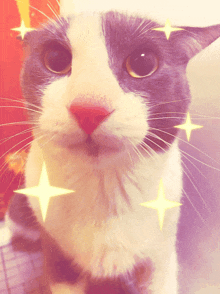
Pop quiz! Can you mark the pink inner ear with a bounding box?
[69,105,111,134]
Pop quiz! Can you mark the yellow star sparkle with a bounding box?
[152,19,184,40]
[174,112,203,141]
[14,162,75,221]
[11,20,35,40]
[140,179,182,230]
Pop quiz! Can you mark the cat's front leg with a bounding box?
[49,280,87,294]
[149,251,178,294]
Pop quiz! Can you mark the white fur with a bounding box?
[5,213,40,241]
[23,14,183,293]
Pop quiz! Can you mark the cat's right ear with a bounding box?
[175,24,220,60]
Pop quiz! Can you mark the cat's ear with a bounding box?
[175,24,220,60]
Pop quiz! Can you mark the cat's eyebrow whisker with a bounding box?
[16,1,52,22]
[133,20,155,39]
[0,105,42,115]
[47,1,63,27]
[132,19,147,37]
[149,127,220,170]
[0,97,44,112]
[135,24,153,39]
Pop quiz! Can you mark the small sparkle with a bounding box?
[152,19,184,40]
[14,162,75,221]
[11,20,35,40]
[174,112,203,141]
[140,179,182,230]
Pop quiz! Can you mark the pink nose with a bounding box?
[69,104,111,134]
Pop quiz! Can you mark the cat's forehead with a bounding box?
[67,13,104,49]
[67,12,155,39]
[60,11,160,52]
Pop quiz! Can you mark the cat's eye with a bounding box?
[44,43,72,74]
[125,49,158,78]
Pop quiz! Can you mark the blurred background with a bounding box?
[0,0,220,293]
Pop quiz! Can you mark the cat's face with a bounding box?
[20,11,220,165]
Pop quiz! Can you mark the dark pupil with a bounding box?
[47,46,71,72]
[130,51,156,76]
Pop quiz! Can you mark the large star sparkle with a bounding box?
[14,162,75,221]
[11,20,35,40]
[152,19,184,40]
[140,179,182,230]
[174,112,203,141]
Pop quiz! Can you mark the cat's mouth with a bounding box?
[68,135,121,157]
[85,136,100,157]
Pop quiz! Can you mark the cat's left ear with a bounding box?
[175,24,220,59]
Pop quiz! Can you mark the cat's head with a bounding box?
[20,11,220,164]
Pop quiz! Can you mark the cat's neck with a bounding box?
[25,137,182,226]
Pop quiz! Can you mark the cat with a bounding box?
[6,8,220,294]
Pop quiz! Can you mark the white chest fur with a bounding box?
[25,137,182,280]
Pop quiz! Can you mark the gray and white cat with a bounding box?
[6,8,220,294]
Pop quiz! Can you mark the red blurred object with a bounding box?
[0,0,59,218]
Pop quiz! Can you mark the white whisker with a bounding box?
[148,98,191,110]
[0,97,44,112]
[0,133,34,164]
[16,0,53,22]
[0,128,34,146]
[146,131,211,220]
[0,132,45,178]
[149,111,220,120]
[0,105,42,115]
[139,140,160,160]
[182,188,207,226]
[55,0,60,7]
[149,127,220,170]
[181,160,210,211]
[180,151,206,179]
[0,121,39,128]
[47,1,63,27]
[128,139,147,162]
